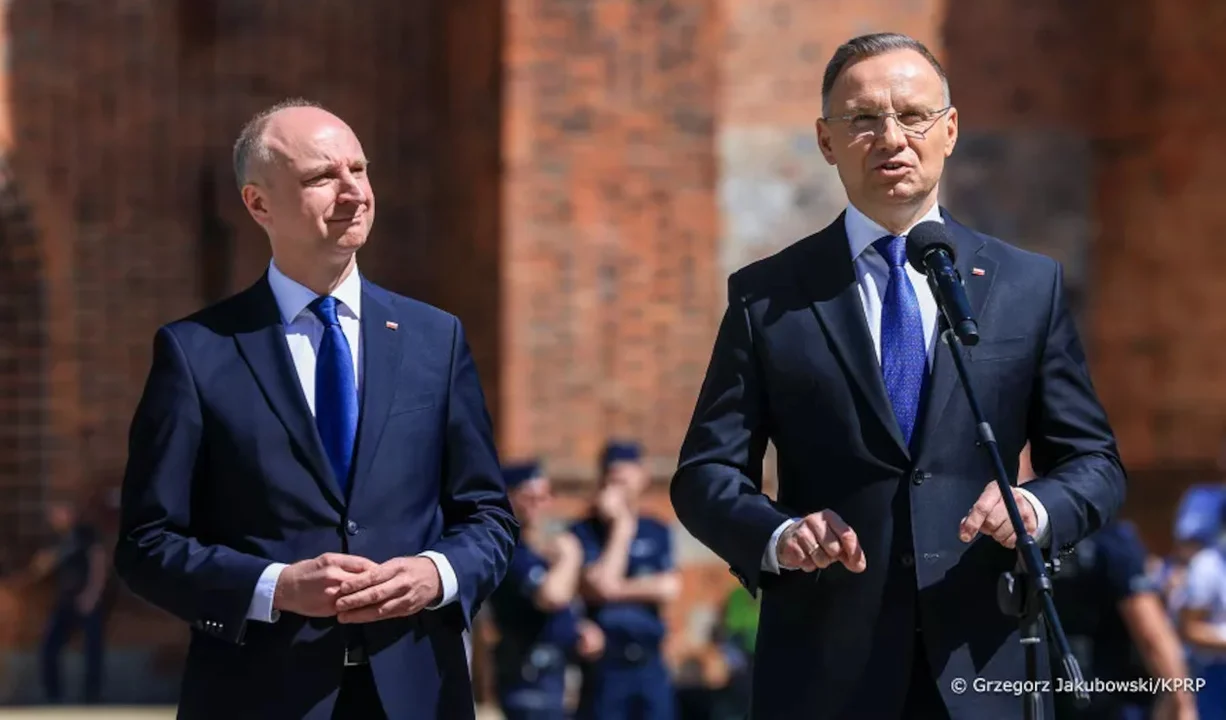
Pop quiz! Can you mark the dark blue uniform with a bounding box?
[1051,520,1158,720]
[41,522,106,704]
[572,515,675,720]
[490,538,583,720]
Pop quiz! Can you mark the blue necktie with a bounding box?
[309,296,358,493]
[874,234,927,446]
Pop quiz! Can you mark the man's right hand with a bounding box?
[776,510,867,573]
[546,531,583,566]
[594,485,630,524]
[272,553,378,617]
[575,619,605,661]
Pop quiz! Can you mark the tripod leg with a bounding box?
[1022,592,1044,720]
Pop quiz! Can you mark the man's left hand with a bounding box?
[960,481,1037,549]
[334,557,441,623]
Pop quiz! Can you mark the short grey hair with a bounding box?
[821,33,950,116]
[232,97,327,189]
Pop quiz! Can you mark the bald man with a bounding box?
[114,99,518,720]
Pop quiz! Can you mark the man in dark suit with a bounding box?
[670,33,1126,719]
[114,98,518,719]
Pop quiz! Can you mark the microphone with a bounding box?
[905,221,979,346]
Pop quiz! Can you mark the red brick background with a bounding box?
[501,0,723,481]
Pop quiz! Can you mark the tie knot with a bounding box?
[873,234,907,269]
[309,295,342,327]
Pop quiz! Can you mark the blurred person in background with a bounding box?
[572,441,680,719]
[1158,486,1226,611]
[27,499,109,704]
[1175,497,1226,720]
[490,460,605,719]
[713,587,759,719]
[1049,518,1197,720]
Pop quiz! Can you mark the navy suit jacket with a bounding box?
[671,210,1125,719]
[115,273,518,719]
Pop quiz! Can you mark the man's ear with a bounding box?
[241,184,271,226]
[816,119,838,166]
[943,106,958,158]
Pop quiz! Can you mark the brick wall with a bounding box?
[500,0,723,480]
[0,156,45,562]
[1089,0,1226,469]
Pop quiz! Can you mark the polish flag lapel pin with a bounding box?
[971,267,986,276]
[385,321,399,330]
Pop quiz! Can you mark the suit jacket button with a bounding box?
[911,469,928,486]
[900,553,914,567]
[345,520,359,536]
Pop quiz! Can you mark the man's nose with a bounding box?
[875,115,908,150]
[337,171,367,203]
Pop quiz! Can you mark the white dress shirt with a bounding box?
[245,260,458,623]
[760,203,1050,574]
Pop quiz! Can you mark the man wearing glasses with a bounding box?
[671,33,1124,719]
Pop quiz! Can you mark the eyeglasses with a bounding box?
[821,106,952,139]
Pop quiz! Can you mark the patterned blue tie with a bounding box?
[874,234,927,447]
[309,296,358,494]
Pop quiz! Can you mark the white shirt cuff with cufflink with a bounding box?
[247,562,288,623]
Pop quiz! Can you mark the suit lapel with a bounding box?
[799,215,910,460]
[233,276,344,507]
[348,281,404,491]
[914,210,997,460]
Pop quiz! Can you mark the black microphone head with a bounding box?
[905,220,955,272]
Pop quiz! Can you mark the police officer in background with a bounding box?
[1175,493,1226,720]
[29,500,110,704]
[1160,485,1226,611]
[491,461,606,719]
[572,441,680,719]
[1050,518,1198,720]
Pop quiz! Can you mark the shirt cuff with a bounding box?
[1016,487,1051,547]
[761,518,800,574]
[246,562,287,623]
[419,551,458,609]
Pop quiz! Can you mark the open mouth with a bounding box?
[877,162,908,171]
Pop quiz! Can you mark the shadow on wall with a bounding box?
[939,0,1099,326]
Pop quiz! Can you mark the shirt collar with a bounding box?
[267,259,363,325]
[845,201,944,262]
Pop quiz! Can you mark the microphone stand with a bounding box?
[933,317,1089,720]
